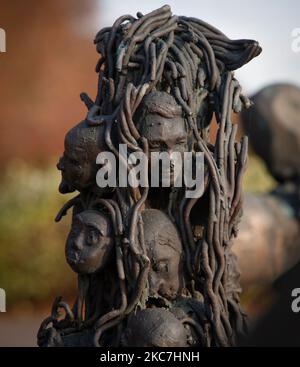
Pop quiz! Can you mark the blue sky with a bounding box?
[92,0,300,95]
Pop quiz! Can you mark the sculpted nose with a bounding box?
[73,233,84,251]
[57,157,65,171]
[166,145,177,162]
[170,157,175,169]
[169,152,178,171]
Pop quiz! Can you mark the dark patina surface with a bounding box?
[38,5,261,347]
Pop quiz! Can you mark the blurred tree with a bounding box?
[0,0,98,165]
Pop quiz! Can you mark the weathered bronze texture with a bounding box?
[237,84,300,286]
[38,5,261,347]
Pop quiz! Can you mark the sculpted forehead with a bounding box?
[74,210,112,236]
[65,128,84,151]
[135,90,187,141]
[64,134,86,158]
[139,90,182,114]
[142,209,182,253]
[64,120,106,152]
[140,114,187,141]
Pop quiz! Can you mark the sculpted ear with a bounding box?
[212,39,262,71]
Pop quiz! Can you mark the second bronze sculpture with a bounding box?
[38,5,261,347]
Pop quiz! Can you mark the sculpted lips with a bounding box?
[58,179,75,194]
[67,252,83,264]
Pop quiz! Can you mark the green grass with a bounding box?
[243,154,276,193]
[0,160,76,307]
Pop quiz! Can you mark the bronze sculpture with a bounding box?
[38,5,261,347]
[236,84,300,286]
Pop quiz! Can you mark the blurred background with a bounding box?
[0,0,299,346]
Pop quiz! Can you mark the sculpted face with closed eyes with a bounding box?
[135,91,190,187]
[142,209,183,301]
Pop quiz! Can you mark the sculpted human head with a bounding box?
[142,209,183,300]
[65,210,114,274]
[122,308,188,347]
[135,91,190,186]
[57,120,107,193]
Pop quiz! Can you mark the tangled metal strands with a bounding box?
[76,5,261,347]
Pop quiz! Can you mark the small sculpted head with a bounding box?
[142,209,183,301]
[135,91,190,187]
[122,308,188,347]
[57,120,107,193]
[65,210,114,274]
